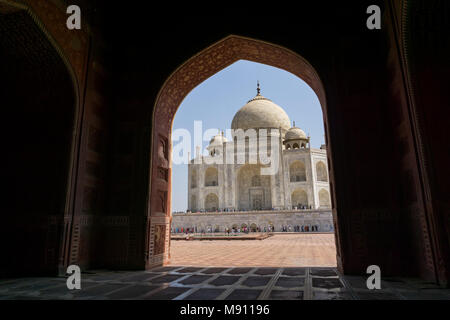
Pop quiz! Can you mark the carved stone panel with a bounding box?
[158,135,168,161]
[157,190,167,215]
[153,224,166,256]
[157,166,168,182]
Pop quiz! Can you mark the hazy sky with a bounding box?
[171,60,324,212]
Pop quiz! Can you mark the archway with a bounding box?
[148,35,333,270]
[0,2,79,276]
[2,1,447,287]
[236,164,271,210]
[319,189,331,208]
[316,161,328,182]
[204,193,219,212]
[290,160,307,182]
[291,189,308,208]
[204,167,218,187]
[251,175,261,187]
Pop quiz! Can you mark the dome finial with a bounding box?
[293,121,296,127]
[256,80,261,95]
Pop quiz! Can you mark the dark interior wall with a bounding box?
[0,10,75,276]
[379,0,448,282]
[68,36,115,270]
[403,0,450,285]
[384,8,431,279]
[324,28,408,275]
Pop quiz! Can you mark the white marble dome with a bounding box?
[208,133,228,146]
[285,126,307,141]
[231,91,291,133]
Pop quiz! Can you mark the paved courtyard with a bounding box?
[2,266,450,300]
[170,233,337,267]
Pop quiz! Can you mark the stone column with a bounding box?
[283,153,291,209]
[218,163,225,210]
[231,164,237,209]
[198,165,205,211]
[269,129,285,209]
[187,161,192,210]
[227,164,235,209]
[308,151,318,209]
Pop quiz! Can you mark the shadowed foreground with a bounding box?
[2,266,450,300]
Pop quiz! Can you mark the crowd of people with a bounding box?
[282,225,320,232]
[174,205,314,214]
[172,224,325,234]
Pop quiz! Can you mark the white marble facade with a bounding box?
[187,86,332,214]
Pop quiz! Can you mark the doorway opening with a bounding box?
[151,39,338,269]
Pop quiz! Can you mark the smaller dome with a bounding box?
[285,126,307,141]
[209,133,228,146]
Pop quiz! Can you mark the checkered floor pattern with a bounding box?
[1,266,450,300]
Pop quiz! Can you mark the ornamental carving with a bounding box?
[153,36,326,129]
[22,0,89,83]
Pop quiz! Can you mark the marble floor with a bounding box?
[1,266,450,300]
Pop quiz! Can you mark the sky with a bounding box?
[171,60,324,212]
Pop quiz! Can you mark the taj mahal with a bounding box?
[172,84,334,233]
